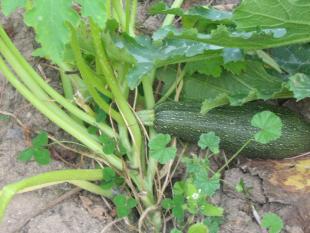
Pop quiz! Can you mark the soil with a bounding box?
[0,1,309,233]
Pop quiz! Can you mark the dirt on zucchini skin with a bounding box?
[154,102,310,159]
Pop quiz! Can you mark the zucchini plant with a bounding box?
[0,0,309,232]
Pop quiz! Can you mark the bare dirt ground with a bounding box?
[0,1,309,233]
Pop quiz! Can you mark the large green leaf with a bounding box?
[287,73,310,100]
[114,34,222,89]
[270,44,310,100]
[1,0,26,16]
[24,0,80,64]
[270,44,310,75]
[153,0,310,49]
[150,2,232,25]
[75,0,107,29]
[173,61,292,112]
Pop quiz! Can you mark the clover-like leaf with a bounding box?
[200,203,224,217]
[162,195,185,221]
[100,167,124,189]
[188,223,209,233]
[251,111,282,144]
[204,217,223,233]
[99,135,116,155]
[18,148,35,162]
[261,213,284,233]
[195,173,221,197]
[33,148,51,165]
[198,132,220,154]
[170,229,182,233]
[148,134,177,164]
[32,132,49,148]
[113,195,137,218]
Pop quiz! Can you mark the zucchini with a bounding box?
[154,102,310,159]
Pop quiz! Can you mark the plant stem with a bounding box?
[106,0,112,19]
[60,69,74,101]
[112,0,126,31]
[90,20,143,171]
[0,26,116,138]
[216,139,253,174]
[69,26,124,125]
[0,169,109,221]
[125,0,131,34]
[0,56,123,170]
[158,66,186,104]
[129,0,137,36]
[142,72,158,193]
[162,0,184,27]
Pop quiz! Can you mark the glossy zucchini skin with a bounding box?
[154,102,310,159]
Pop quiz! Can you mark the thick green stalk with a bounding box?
[125,0,131,33]
[90,20,143,170]
[0,26,116,138]
[0,56,123,170]
[59,68,74,101]
[106,0,112,19]
[129,0,137,36]
[112,0,126,31]
[142,73,158,193]
[162,0,184,26]
[70,26,124,125]
[0,40,85,128]
[0,169,108,221]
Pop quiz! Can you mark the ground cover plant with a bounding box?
[0,0,309,232]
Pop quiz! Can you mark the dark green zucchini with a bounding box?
[154,102,310,159]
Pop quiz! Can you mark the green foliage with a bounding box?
[148,133,177,164]
[183,157,220,196]
[160,61,294,112]
[204,217,223,233]
[162,194,185,221]
[98,134,116,155]
[115,35,222,89]
[100,167,124,190]
[154,0,310,49]
[75,0,107,29]
[170,229,182,233]
[251,111,282,144]
[1,0,307,230]
[150,2,232,26]
[0,114,9,121]
[198,132,220,154]
[188,223,209,233]
[24,0,80,64]
[200,203,223,217]
[261,213,284,233]
[287,74,310,101]
[235,178,245,193]
[270,44,310,75]
[18,132,51,165]
[1,0,26,16]
[113,195,137,218]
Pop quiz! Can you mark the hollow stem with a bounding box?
[0,169,110,221]
[0,26,116,138]
[0,55,123,170]
[162,0,185,27]
[90,20,143,171]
